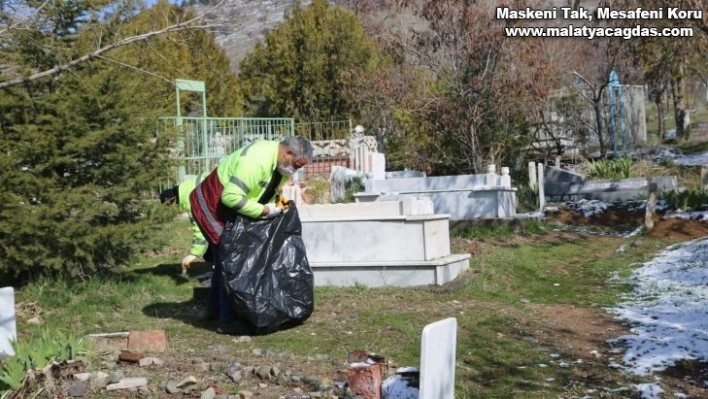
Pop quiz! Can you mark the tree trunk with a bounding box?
[655,93,665,140]
[671,61,688,139]
[593,96,607,157]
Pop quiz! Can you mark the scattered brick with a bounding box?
[127,330,167,353]
[118,352,143,363]
[347,364,382,399]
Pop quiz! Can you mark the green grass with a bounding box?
[4,217,676,398]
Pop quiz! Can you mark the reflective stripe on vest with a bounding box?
[195,182,223,240]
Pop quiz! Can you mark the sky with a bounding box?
[144,0,180,6]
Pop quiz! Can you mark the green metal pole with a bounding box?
[176,85,185,183]
[202,91,209,173]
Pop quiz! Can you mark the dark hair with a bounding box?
[159,186,179,205]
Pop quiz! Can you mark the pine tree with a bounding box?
[0,0,240,282]
[236,0,384,122]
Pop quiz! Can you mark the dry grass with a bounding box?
[302,177,332,204]
[631,158,702,189]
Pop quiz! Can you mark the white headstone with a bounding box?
[537,163,545,211]
[528,162,537,190]
[372,153,386,181]
[0,287,17,357]
[419,317,457,399]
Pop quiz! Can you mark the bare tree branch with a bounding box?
[95,54,172,84]
[0,1,227,90]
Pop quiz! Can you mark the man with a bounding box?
[159,173,211,274]
[190,135,314,334]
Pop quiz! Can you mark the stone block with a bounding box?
[298,202,403,220]
[88,334,128,352]
[311,254,471,287]
[106,377,148,391]
[128,330,167,353]
[401,197,435,216]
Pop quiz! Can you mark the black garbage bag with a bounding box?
[219,201,314,333]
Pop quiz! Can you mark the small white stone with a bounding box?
[106,377,148,391]
[177,376,198,388]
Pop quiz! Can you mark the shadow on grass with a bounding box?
[141,282,305,337]
[132,261,214,286]
[142,298,223,334]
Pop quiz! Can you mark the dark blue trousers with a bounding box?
[207,243,233,324]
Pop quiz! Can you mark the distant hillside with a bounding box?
[198,0,313,72]
[198,0,600,71]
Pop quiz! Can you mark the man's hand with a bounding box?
[181,254,198,270]
[263,203,282,218]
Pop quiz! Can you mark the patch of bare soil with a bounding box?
[524,304,708,398]
[537,205,708,397]
[550,205,708,242]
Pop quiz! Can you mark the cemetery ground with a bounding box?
[6,205,708,399]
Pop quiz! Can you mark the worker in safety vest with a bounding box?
[159,173,211,274]
[189,135,313,334]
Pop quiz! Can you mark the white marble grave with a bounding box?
[299,199,470,287]
[355,171,517,220]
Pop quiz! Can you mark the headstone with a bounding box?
[371,153,386,181]
[537,163,545,211]
[702,166,708,190]
[419,318,457,399]
[543,166,585,196]
[528,162,537,190]
[0,287,17,357]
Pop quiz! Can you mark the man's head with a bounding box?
[277,136,313,176]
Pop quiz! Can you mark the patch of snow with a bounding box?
[633,382,664,399]
[666,211,708,221]
[649,145,708,166]
[625,226,645,238]
[672,152,708,166]
[569,199,611,217]
[606,238,708,376]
